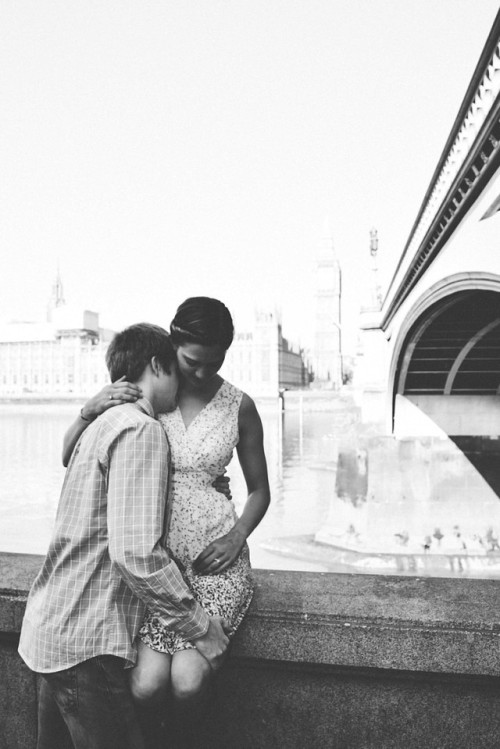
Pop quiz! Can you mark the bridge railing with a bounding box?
[382,11,500,328]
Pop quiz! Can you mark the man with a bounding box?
[19,323,229,749]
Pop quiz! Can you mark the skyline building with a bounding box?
[311,222,342,388]
[0,273,311,399]
[221,310,311,398]
[46,264,65,322]
[0,272,112,398]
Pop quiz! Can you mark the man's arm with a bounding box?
[106,419,211,640]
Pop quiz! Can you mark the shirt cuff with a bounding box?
[171,602,211,641]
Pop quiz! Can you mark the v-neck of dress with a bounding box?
[177,380,226,432]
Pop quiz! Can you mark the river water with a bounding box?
[0,399,340,572]
[2,397,500,578]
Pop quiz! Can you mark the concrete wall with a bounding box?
[397,394,500,437]
[2,552,500,748]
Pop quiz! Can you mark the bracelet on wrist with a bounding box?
[79,407,95,423]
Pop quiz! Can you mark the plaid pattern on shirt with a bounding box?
[19,398,209,673]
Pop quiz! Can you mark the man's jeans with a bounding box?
[37,655,145,749]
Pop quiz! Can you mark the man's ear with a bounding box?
[150,356,161,377]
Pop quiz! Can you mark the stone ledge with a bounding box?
[2,552,500,678]
[234,570,500,677]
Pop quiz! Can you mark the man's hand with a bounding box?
[193,616,230,671]
[212,474,232,500]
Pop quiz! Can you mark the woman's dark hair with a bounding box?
[106,323,176,382]
[170,297,234,350]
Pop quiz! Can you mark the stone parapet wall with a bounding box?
[2,552,500,748]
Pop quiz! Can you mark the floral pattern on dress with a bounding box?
[139,380,254,654]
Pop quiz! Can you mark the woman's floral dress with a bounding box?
[139,380,254,654]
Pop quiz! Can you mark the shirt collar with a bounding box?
[134,396,155,419]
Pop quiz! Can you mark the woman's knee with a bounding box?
[129,644,171,705]
[130,667,169,704]
[171,669,210,703]
[171,651,211,703]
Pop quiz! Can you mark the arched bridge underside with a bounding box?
[397,290,500,397]
[394,288,500,497]
[393,285,500,440]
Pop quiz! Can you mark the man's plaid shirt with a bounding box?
[19,398,209,673]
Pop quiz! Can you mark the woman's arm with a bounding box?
[62,377,142,466]
[194,393,271,574]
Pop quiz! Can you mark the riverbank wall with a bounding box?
[2,552,500,748]
[0,387,360,412]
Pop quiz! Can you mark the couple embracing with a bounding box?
[19,297,271,749]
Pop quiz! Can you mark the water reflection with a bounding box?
[313,434,500,577]
[0,405,69,554]
[1,400,499,578]
[259,395,500,578]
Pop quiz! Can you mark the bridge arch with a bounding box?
[389,272,500,435]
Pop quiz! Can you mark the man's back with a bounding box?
[19,399,170,672]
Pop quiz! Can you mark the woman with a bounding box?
[62,296,270,744]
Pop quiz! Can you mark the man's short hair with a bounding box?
[105,323,176,383]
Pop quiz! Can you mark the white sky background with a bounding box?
[1,0,499,353]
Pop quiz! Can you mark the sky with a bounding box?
[1,0,499,353]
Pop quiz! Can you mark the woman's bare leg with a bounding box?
[130,641,173,749]
[170,649,213,748]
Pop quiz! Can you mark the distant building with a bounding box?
[312,223,342,388]
[46,264,65,322]
[1,274,310,399]
[221,311,311,398]
[0,274,114,397]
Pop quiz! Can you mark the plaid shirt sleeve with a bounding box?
[106,419,210,641]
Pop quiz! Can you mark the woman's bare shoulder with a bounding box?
[237,391,262,429]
